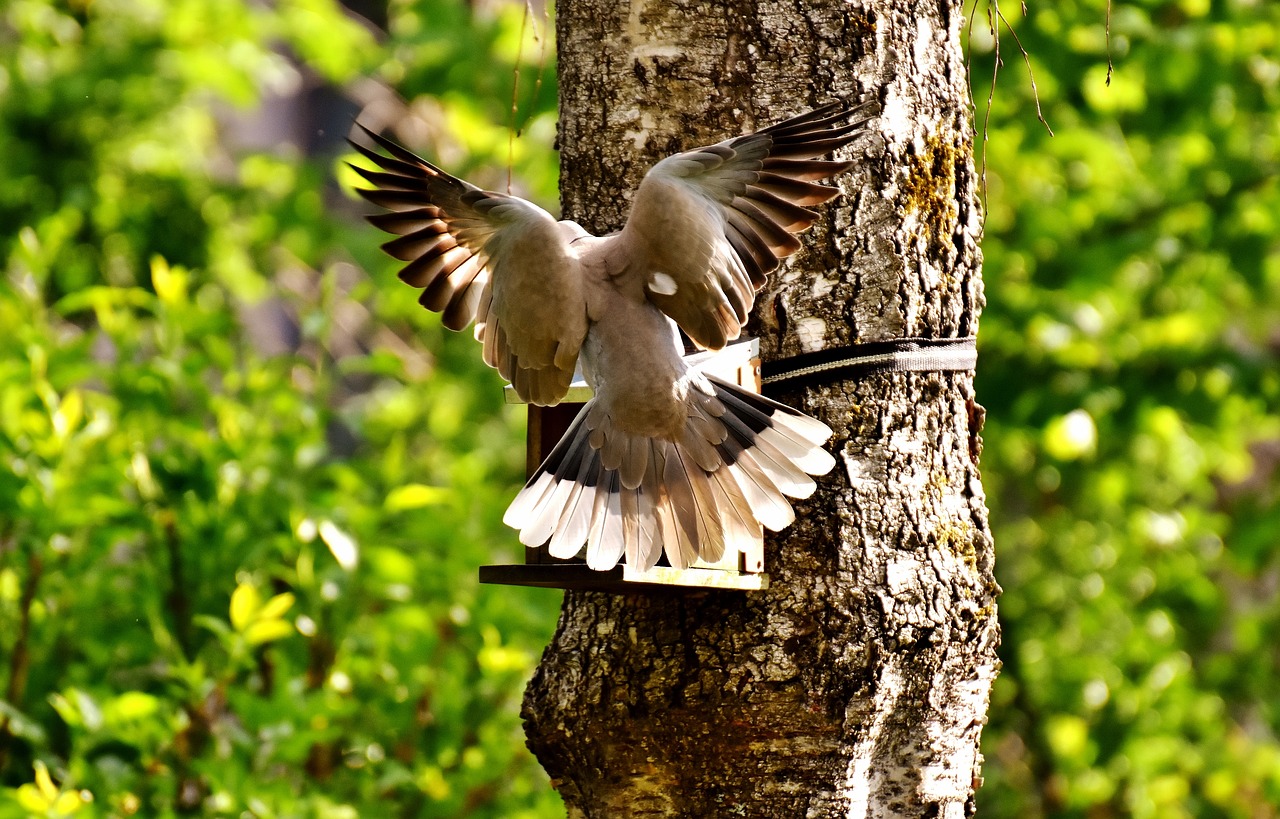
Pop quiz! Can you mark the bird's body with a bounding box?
[580,296,688,442]
[350,101,875,571]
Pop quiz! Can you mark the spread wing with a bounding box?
[615,100,876,350]
[348,125,589,406]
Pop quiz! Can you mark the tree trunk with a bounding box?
[522,1,998,816]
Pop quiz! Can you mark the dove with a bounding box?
[349,100,875,571]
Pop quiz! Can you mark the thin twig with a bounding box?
[0,549,42,771]
[4,551,41,706]
[983,0,1002,199]
[163,513,193,659]
[966,0,991,212]
[529,0,550,134]
[1105,0,1114,86]
[508,0,533,194]
[992,0,1053,136]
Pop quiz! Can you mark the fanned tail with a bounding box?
[502,376,834,571]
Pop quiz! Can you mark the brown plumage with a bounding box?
[350,101,876,571]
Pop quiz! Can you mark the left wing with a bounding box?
[348,126,589,406]
[614,100,876,350]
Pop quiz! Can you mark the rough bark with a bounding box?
[522,1,998,816]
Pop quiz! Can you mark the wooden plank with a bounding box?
[479,564,769,592]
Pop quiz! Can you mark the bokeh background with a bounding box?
[0,0,1277,816]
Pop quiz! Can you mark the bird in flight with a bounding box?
[349,100,874,572]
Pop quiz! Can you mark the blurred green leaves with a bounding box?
[0,0,560,816]
[971,0,1280,816]
[14,760,90,818]
[4,0,1275,816]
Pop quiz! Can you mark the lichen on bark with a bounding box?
[523,1,998,816]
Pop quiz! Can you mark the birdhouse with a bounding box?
[478,338,769,592]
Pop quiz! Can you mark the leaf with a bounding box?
[1043,409,1097,461]
[243,619,295,646]
[319,520,358,571]
[0,699,48,744]
[193,614,233,641]
[229,582,262,632]
[129,452,159,502]
[257,591,296,622]
[48,688,103,731]
[52,285,155,317]
[35,760,58,802]
[53,390,83,438]
[150,255,188,304]
[16,783,51,812]
[385,483,451,511]
[54,790,89,814]
[111,692,160,722]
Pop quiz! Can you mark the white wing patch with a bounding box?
[648,272,679,295]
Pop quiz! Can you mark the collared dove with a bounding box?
[350,100,875,571]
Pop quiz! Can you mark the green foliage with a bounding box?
[0,0,561,816]
[969,0,1280,816]
[5,0,1276,815]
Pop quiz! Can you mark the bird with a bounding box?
[349,100,875,572]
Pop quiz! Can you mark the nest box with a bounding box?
[478,338,769,593]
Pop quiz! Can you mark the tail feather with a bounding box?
[710,378,831,444]
[689,467,729,565]
[759,425,836,474]
[619,434,648,490]
[504,471,552,530]
[586,472,625,570]
[522,483,570,548]
[708,467,764,548]
[725,452,797,532]
[504,376,834,571]
[653,490,687,569]
[718,409,816,498]
[505,409,590,536]
[599,426,629,471]
[661,443,714,568]
[523,453,587,547]
[679,416,724,472]
[682,450,727,563]
[547,458,598,558]
[628,485,662,569]
[619,486,642,566]
[633,450,664,567]
[581,473,610,563]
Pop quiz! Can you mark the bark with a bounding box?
[522,1,998,816]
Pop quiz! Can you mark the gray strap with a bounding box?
[761,337,977,391]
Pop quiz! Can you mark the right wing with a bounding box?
[349,125,589,406]
[615,100,875,350]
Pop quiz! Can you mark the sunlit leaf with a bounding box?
[150,255,188,304]
[257,591,296,623]
[229,582,262,632]
[1042,409,1097,461]
[319,519,358,570]
[243,618,295,646]
[35,761,58,802]
[385,483,451,511]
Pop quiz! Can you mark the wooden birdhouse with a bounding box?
[478,338,769,592]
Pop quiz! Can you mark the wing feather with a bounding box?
[349,124,589,405]
[615,100,877,350]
